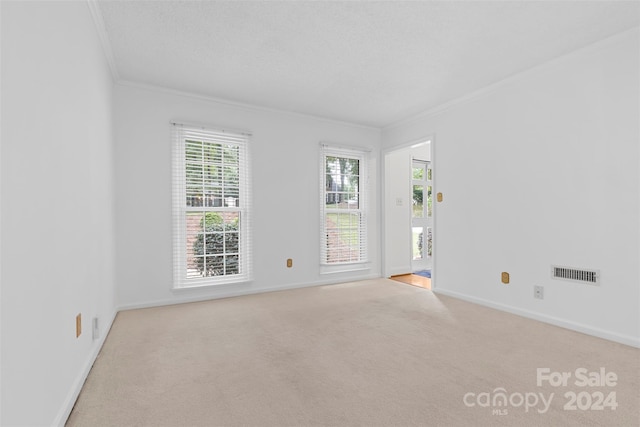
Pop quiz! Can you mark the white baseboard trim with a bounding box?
[118,274,382,312]
[433,288,640,349]
[53,309,119,427]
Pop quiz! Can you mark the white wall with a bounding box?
[113,84,381,309]
[1,1,117,425]
[0,3,635,425]
[383,142,430,276]
[382,28,640,346]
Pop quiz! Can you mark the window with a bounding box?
[172,123,252,288]
[320,145,368,266]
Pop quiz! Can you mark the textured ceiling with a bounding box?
[97,1,639,128]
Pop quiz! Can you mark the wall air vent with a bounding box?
[551,265,600,286]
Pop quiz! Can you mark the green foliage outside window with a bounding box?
[192,212,239,276]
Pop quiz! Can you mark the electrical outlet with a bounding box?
[534,285,544,300]
[76,313,82,338]
[92,317,100,340]
[286,258,293,268]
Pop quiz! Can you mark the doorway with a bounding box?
[383,138,435,289]
[411,160,433,274]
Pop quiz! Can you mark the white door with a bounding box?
[411,160,433,272]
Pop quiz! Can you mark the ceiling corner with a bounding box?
[86,0,120,82]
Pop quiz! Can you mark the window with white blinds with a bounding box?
[172,123,252,288]
[320,144,368,266]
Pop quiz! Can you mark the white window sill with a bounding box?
[173,276,252,291]
[320,262,370,275]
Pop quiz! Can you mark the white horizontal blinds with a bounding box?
[320,144,368,265]
[172,124,187,287]
[172,123,252,288]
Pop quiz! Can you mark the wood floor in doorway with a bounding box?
[390,274,431,290]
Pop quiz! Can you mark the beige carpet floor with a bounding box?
[67,279,640,426]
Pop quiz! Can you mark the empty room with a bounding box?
[1,1,639,426]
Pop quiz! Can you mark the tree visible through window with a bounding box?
[173,124,251,288]
[321,146,368,265]
[185,141,240,278]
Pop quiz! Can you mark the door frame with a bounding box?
[382,135,437,288]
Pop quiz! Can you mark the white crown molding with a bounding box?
[86,0,120,81]
[116,80,382,132]
[383,25,640,132]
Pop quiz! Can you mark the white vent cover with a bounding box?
[551,265,600,285]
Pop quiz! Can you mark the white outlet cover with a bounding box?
[92,318,100,340]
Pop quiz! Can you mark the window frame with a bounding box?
[320,144,369,270]
[172,123,252,289]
